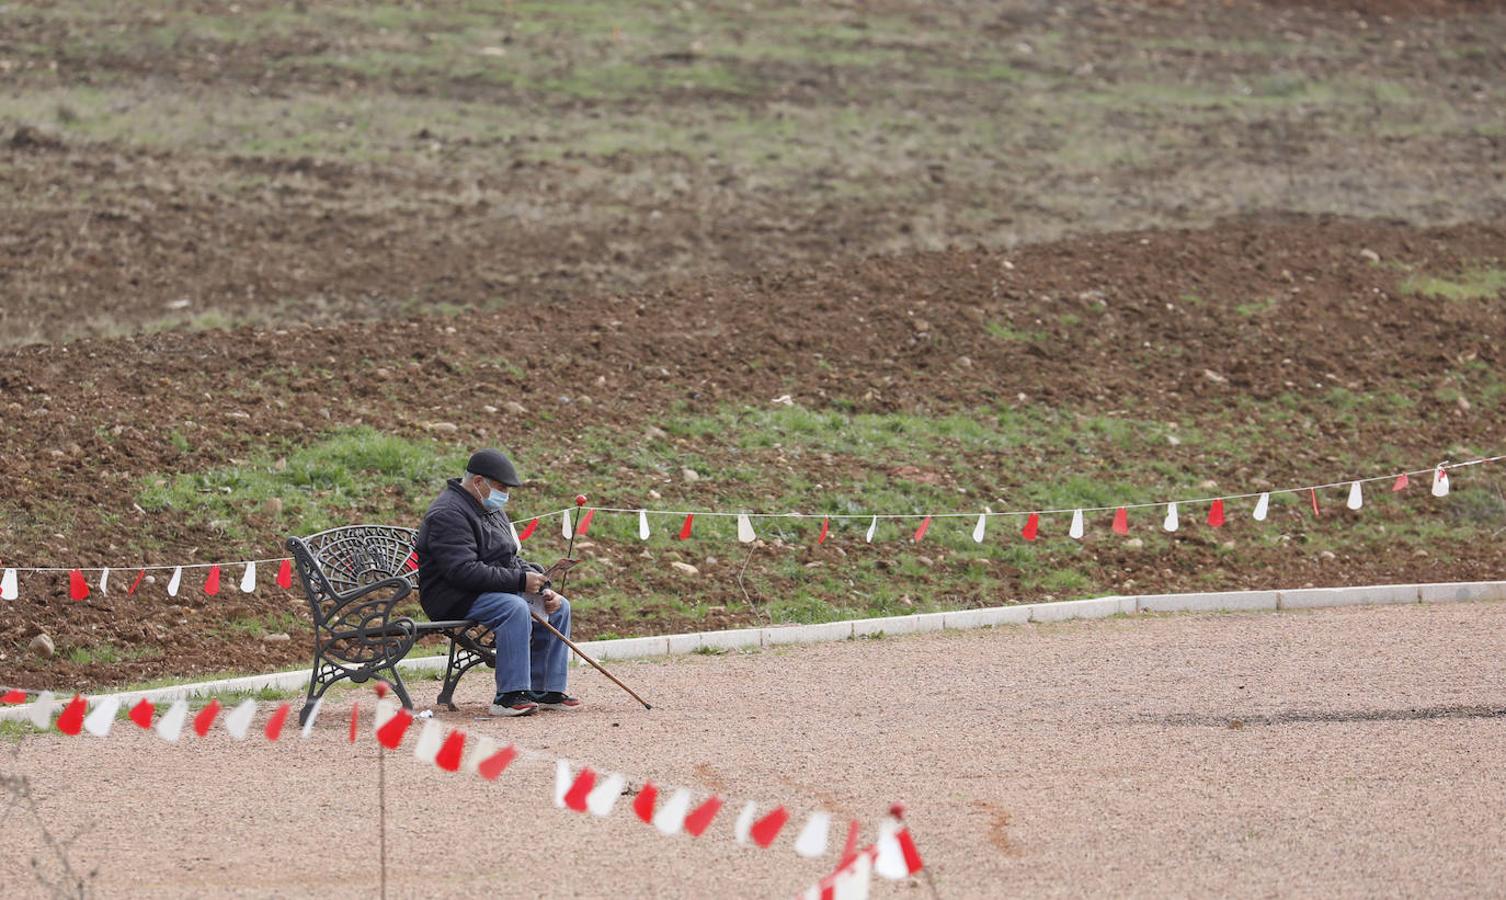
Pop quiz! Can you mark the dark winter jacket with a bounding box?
[415,478,538,620]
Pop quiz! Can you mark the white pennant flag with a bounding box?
[734,801,759,844]
[222,698,257,740]
[1,568,17,601]
[834,850,873,900]
[99,567,110,596]
[1347,481,1363,510]
[586,773,626,817]
[240,562,257,593]
[794,811,832,858]
[653,788,693,836]
[562,511,573,539]
[1069,509,1084,540]
[414,719,444,765]
[373,698,400,735]
[83,696,121,737]
[1163,502,1180,532]
[167,566,183,597]
[464,735,497,776]
[873,817,908,880]
[1432,466,1449,497]
[300,696,324,738]
[638,510,650,541]
[155,699,189,743]
[554,759,572,808]
[737,513,756,543]
[972,513,987,544]
[1253,492,1270,521]
[27,691,57,729]
[865,516,877,543]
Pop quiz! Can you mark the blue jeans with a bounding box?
[466,592,572,696]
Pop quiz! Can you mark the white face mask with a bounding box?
[484,488,510,511]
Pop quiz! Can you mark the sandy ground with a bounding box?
[3,600,1505,899]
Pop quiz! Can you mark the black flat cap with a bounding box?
[467,448,522,486]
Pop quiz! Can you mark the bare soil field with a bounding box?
[3,601,1505,898]
[2,0,1504,342]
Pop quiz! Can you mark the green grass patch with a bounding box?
[1400,267,1506,301]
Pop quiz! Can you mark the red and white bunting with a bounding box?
[240,562,257,593]
[1,568,16,600]
[1253,492,1270,521]
[1069,509,1084,540]
[1163,502,1179,533]
[1432,466,1449,497]
[1347,481,1363,510]
[638,510,651,541]
[737,513,757,543]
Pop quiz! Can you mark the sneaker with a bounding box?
[530,691,583,711]
[490,691,538,717]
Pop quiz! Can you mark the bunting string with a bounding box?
[0,456,1495,585]
[0,683,922,887]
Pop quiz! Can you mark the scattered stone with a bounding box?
[681,467,700,483]
[956,355,973,369]
[898,595,914,607]
[503,401,527,416]
[704,556,718,566]
[263,497,284,516]
[670,561,699,576]
[645,426,669,441]
[28,633,55,658]
[915,555,935,567]
[1318,550,1337,561]
[428,421,459,434]
[1167,434,1181,446]
[1359,248,1381,264]
[1198,479,1219,490]
[262,632,292,643]
[912,319,931,333]
[482,404,498,414]
[1202,369,1227,385]
[1456,395,1471,413]
[1125,538,1145,550]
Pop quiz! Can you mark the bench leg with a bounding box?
[384,664,415,711]
[436,627,497,711]
[299,657,349,726]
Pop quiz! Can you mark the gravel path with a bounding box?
[3,600,1504,898]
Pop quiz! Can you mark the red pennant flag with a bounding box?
[129,698,155,728]
[374,682,389,699]
[1393,473,1409,492]
[403,551,418,572]
[817,517,829,545]
[677,514,695,541]
[517,518,539,542]
[1310,487,1321,518]
[684,795,723,837]
[127,569,146,595]
[750,806,790,848]
[276,559,293,589]
[435,729,466,772]
[897,826,924,874]
[204,565,221,596]
[1112,506,1128,535]
[194,699,221,737]
[376,708,413,749]
[563,767,596,811]
[348,701,360,743]
[56,694,86,735]
[839,819,861,868]
[2,689,27,705]
[1021,513,1039,542]
[264,703,291,741]
[575,508,595,537]
[477,744,517,780]
[633,781,659,823]
[912,516,932,543]
[68,569,89,601]
[1207,498,1225,528]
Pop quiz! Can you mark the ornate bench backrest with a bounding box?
[287,525,419,624]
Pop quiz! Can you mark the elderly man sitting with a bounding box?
[416,448,581,717]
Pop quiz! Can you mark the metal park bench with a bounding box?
[285,525,498,725]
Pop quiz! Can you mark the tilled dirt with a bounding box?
[3,600,1504,898]
[1,213,1503,689]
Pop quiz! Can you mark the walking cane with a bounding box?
[530,610,652,710]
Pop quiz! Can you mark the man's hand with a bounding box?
[524,570,548,593]
[541,589,564,615]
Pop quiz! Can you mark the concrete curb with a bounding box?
[5,580,1502,721]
